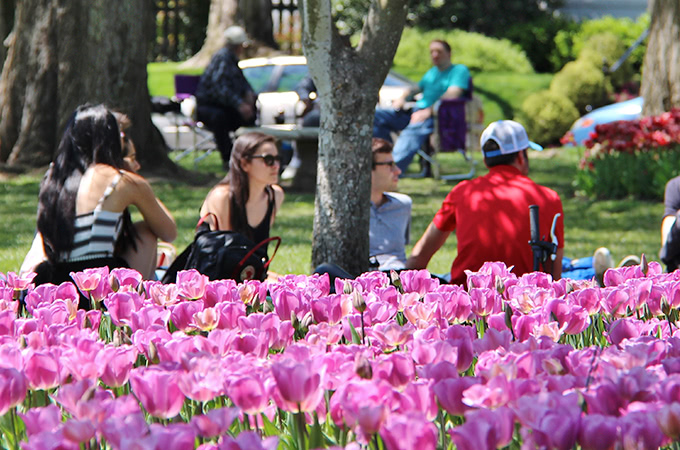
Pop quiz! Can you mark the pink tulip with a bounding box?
[104,291,144,327]
[0,309,16,336]
[70,266,110,302]
[59,336,104,381]
[170,300,204,332]
[177,355,225,402]
[380,412,438,450]
[18,404,62,437]
[433,377,480,416]
[0,367,26,415]
[148,282,180,306]
[51,379,96,417]
[130,304,171,332]
[568,287,602,314]
[176,269,208,300]
[23,430,79,450]
[62,418,96,443]
[96,345,138,388]
[190,407,239,438]
[194,307,220,331]
[306,322,344,347]
[373,353,414,389]
[657,402,680,440]
[228,375,269,415]
[620,411,665,450]
[311,294,351,325]
[608,318,643,346]
[130,366,186,419]
[5,271,36,290]
[271,288,309,322]
[215,301,246,329]
[271,358,324,412]
[469,288,502,317]
[401,379,438,421]
[399,270,439,295]
[450,407,514,450]
[109,267,143,290]
[147,423,198,450]
[100,410,148,448]
[403,302,437,328]
[24,350,61,390]
[203,279,238,307]
[428,287,471,323]
[369,321,413,349]
[218,431,279,450]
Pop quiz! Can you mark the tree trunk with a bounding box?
[0,0,175,174]
[0,0,15,70]
[641,0,680,116]
[182,0,239,68]
[301,0,407,276]
[241,0,277,49]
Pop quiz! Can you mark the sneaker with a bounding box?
[593,247,614,287]
[618,255,641,267]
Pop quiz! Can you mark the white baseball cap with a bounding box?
[480,120,543,157]
[223,26,249,46]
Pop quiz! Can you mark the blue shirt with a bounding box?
[416,64,470,109]
[370,192,412,270]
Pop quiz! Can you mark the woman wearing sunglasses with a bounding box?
[199,132,285,258]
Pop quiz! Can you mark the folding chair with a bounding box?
[410,79,484,181]
[171,74,216,166]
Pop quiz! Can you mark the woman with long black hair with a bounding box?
[24,104,176,284]
[199,131,284,254]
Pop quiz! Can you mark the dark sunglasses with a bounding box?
[250,154,281,166]
[373,160,397,169]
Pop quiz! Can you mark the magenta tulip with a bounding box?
[380,412,438,450]
[373,353,414,389]
[228,375,269,414]
[62,418,96,443]
[176,269,208,300]
[5,271,36,290]
[190,407,238,438]
[104,291,144,327]
[218,431,279,450]
[96,345,138,388]
[130,366,186,419]
[24,350,61,390]
[578,414,619,450]
[148,282,180,306]
[69,266,110,302]
[19,404,62,437]
[0,367,26,415]
[399,269,439,295]
[271,358,323,412]
[433,377,481,416]
[109,267,143,290]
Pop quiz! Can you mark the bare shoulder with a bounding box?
[271,184,285,206]
[205,183,231,205]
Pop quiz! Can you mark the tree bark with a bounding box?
[0,0,175,173]
[181,0,239,68]
[640,0,680,116]
[301,0,407,276]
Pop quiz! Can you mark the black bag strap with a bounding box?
[236,236,281,272]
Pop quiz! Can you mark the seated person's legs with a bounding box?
[392,118,434,173]
[373,108,411,143]
[197,103,251,165]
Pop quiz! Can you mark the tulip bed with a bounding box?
[4,262,680,449]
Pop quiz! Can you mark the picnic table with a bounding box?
[236,124,319,192]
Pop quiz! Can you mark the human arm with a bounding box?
[406,222,451,269]
[270,184,285,226]
[20,232,47,275]
[121,172,177,243]
[551,248,564,280]
[199,184,232,231]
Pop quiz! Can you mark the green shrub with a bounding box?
[550,60,610,114]
[575,148,680,200]
[503,15,576,73]
[550,14,649,72]
[393,28,534,80]
[577,33,635,90]
[515,90,579,146]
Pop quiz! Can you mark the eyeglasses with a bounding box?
[373,160,397,169]
[250,154,282,167]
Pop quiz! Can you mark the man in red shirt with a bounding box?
[407,120,564,285]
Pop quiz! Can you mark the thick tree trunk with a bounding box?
[0,0,175,173]
[182,0,239,68]
[641,0,680,116]
[301,0,407,276]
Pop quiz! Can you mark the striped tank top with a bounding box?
[61,172,125,262]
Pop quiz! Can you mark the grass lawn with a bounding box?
[0,145,663,278]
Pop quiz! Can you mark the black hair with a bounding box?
[482,139,525,167]
[37,104,128,262]
[219,132,276,238]
[371,138,393,169]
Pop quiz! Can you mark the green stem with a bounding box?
[10,407,19,450]
[295,408,306,450]
[360,312,365,345]
[439,411,447,449]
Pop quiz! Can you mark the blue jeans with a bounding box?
[562,256,595,280]
[374,108,434,173]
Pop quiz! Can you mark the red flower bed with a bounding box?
[583,108,680,153]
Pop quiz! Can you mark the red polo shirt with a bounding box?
[433,165,564,285]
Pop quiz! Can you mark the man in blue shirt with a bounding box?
[374,39,470,173]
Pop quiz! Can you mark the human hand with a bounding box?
[409,108,432,124]
[238,101,255,121]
